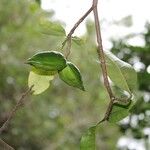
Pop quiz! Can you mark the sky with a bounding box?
[41,0,150,50]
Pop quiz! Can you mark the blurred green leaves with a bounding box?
[72,36,85,47]
[38,19,66,36]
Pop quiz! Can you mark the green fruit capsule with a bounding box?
[32,67,57,76]
[59,62,85,91]
[27,51,67,72]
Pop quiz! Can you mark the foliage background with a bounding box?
[0,0,149,149]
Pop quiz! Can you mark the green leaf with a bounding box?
[38,19,66,36]
[28,71,54,95]
[109,86,136,123]
[72,36,84,47]
[108,101,134,123]
[80,126,96,150]
[59,62,85,91]
[105,51,137,93]
[101,51,137,123]
[108,105,130,123]
[112,85,130,100]
[27,51,67,72]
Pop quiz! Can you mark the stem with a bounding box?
[66,6,93,40]
[93,0,115,121]
[64,36,72,59]
[0,86,33,134]
[0,139,14,150]
[61,6,93,57]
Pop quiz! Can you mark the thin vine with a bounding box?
[0,86,33,134]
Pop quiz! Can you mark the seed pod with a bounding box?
[32,67,57,76]
[59,62,85,91]
[27,51,67,72]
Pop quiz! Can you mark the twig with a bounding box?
[0,139,15,150]
[0,86,33,134]
[61,5,93,57]
[92,0,115,122]
[65,6,93,40]
[64,37,72,59]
